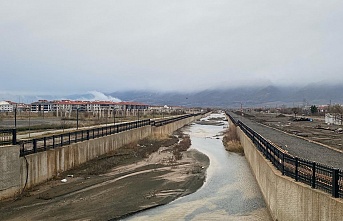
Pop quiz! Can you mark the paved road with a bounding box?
[230,113,343,170]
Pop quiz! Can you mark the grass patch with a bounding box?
[222,124,244,155]
[172,132,191,160]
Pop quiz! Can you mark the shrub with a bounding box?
[222,125,244,155]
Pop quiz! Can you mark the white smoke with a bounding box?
[87,91,121,102]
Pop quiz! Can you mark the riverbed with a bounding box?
[126,113,272,220]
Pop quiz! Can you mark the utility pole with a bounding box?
[113,108,116,125]
[14,105,17,129]
[76,108,79,130]
[28,106,31,138]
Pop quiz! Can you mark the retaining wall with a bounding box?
[19,126,151,190]
[230,119,343,221]
[152,115,202,135]
[1,116,199,200]
[0,145,20,200]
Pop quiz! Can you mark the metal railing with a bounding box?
[227,112,343,198]
[19,119,151,156]
[17,113,204,156]
[0,129,16,146]
[152,114,196,126]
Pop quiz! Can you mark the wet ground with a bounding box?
[127,113,271,220]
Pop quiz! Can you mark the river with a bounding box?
[126,113,272,220]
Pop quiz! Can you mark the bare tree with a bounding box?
[291,107,301,118]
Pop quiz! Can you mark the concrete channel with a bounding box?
[126,113,272,220]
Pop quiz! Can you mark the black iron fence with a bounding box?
[0,129,16,146]
[226,112,343,199]
[17,113,204,156]
[19,119,151,156]
[152,114,196,126]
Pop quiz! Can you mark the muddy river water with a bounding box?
[126,113,272,220]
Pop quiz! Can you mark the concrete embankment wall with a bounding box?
[152,115,202,136]
[0,145,20,200]
[228,119,343,221]
[1,116,201,200]
[19,126,151,190]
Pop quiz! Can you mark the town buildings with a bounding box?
[1,99,150,114]
[0,101,13,112]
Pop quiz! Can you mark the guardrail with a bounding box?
[17,113,204,156]
[152,113,200,127]
[226,112,343,199]
[19,119,150,156]
[0,129,16,146]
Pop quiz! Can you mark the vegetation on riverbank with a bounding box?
[222,124,244,155]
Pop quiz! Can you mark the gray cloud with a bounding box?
[1,0,343,95]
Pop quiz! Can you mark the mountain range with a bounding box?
[108,84,343,108]
[2,84,343,108]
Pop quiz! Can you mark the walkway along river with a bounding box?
[126,113,272,220]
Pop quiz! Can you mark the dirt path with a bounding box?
[0,133,209,221]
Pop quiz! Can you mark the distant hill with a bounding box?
[109,84,343,108]
[2,84,343,108]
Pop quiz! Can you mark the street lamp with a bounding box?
[28,105,31,138]
[76,108,79,130]
[113,108,116,125]
[14,106,17,129]
[105,109,108,126]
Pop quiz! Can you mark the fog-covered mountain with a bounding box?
[2,84,343,108]
[109,84,343,107]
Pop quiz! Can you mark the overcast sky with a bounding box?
[1,0,343,95]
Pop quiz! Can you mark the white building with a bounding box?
[325,113,342,125]
[0,101,14,112]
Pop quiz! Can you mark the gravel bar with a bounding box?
[230,112,343,170]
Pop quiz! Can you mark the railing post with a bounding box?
[33,139,37,153]
[87,130,90,140]
[282,153,285,175]
[68,133,71,144]
[12,129,17,145]
[312,162,316,188]
[295,157,299,182]
[61,134,63,146]
[44,137,47,150]
[332,169,339,198]
[52,135,55,148]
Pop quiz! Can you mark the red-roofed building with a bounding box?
[30,100,149,114]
